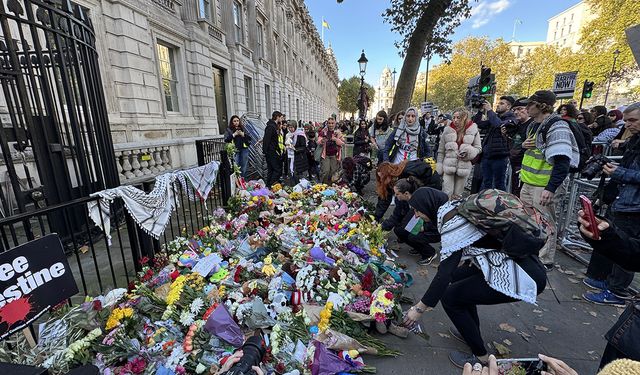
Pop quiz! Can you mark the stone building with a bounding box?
[369,67,395,117]
[79,0,339,176]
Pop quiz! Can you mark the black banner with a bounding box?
[0,234,78,340]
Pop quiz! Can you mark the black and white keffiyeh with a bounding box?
[437,201,538,305]
[88,161,220,244]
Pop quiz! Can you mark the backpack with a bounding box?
[541,117,592,172]
[448,189,554,259]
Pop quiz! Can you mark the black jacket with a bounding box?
[353,128,371,156]
[224,127,251,151]
[262,120,280,156]
[474,110,516,159]
[509,117,533,165]
[293,134,309,173]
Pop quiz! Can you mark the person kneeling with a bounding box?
[382,178,442,265]
[402,188,547,368]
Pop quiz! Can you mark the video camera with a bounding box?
[221,334,266,375]
[467,93,487,110]
[502,119,520,138]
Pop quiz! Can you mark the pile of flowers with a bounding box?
[0,180,416,374]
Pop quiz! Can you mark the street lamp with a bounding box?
[357,50,368,120]
[423,50,431,102]
[604,49,621,106]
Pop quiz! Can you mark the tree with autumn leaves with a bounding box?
[339,0,639,114]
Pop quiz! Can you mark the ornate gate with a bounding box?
[0,0,118,239]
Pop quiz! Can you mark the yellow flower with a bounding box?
[167,275,186,305]
[105,307,134,330]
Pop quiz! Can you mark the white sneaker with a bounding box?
[391,197,395,205]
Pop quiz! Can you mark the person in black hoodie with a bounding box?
[382,177,440,265]
[224,115,251,178]
[473,96,516,191]
[262,111,285,187]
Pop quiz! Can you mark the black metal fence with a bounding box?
[0,142,232,299]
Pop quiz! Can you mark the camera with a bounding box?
[222,334,266,375]
[502,120,519,138]
[468,93,486,110]
[582,154,612,180]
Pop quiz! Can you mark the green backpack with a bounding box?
[454,189,554,259]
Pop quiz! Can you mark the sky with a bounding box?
[305,0,582,86]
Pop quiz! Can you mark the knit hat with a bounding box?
[597,359,640,375]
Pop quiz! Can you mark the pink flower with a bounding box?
[374,312,386,322]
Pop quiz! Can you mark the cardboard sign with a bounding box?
[0,234,78,340]
[420,101,433,114]
[552,71,578,99]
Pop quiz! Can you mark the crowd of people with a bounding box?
[223,93,639,373]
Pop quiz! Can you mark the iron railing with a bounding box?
[0,146,233,300]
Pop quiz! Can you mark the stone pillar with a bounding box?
[221,0,236,47]
[246,0,259,64]
[182,0,198,23]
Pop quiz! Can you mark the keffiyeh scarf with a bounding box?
[437,201,538,305]
[88,161,220,244]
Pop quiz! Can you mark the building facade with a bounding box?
[507,41,546,59]
[546,1,590,52]
[78,0,339,175]
[370,67,395,117]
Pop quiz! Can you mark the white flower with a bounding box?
[179,311,195,326]
[190,297,204,314]
[195,363,207,374]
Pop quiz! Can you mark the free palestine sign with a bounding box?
[0,234,78,340]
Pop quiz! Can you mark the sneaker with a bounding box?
[448,350,485,369]
[543,263,554,272]
[408,249,420,255]
[612,290,635,300]
[583,277,607,291]
[582,290,626,307]
[418,255,436,266]
[448,327,467,345]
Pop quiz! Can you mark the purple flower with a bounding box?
[345,243,370,261]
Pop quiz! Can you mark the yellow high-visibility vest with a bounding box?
[520,148,553,187]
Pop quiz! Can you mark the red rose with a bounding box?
[92,300,103,311]
[384,291,394,300]
[170,270,180,280]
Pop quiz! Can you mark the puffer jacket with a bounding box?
[437,123,482,178]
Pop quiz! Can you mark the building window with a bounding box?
[198,0,210,20]
[244,76,254,112]
[233,1,243,43]
[273,34,279,70]
[283,47,288,74]
[554,31,557,39]
[568,25,572,33]
[157,41,179,112]
[264,84,271,118]
[257,22,264,58]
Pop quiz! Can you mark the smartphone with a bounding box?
[580,195,600,240]
[496,358,548,375]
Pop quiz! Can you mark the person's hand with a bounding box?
[458,150,468,160]
[252,366,264,375]
[462,355,497,375]
[577,209,610,239]
[540,189,554,206]
[501,126,507,136]
[401,304,430,327]
[539,354,578,375]
[603,163,618,176]
[611,139,624,149]
[218,350,243,373]
[522,137,536,149]
[482,102,493,112]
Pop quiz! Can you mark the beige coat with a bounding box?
[436,123,482,178]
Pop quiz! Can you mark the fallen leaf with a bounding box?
[534,325,549,332]
[589,311,598,317]
[499,323,517,333]
[533,309,543,314]
[438,333,451,339]
[564,270,576,276]
[572,295,582,300]
[503,339,512,346]
[79,245,89,254]
[519,331,531,342]
[416,268,429,277]
[567,277,580,284]
[492,341,512,356]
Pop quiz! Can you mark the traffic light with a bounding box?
[582,81,594,99]
[479,67,493,94]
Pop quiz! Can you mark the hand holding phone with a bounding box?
[579,195,600,240]
[496,358,548,375]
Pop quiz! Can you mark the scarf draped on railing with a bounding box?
[88,161,220,244]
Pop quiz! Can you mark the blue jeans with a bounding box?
[480,157,508,191]
[234,148,249,177]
